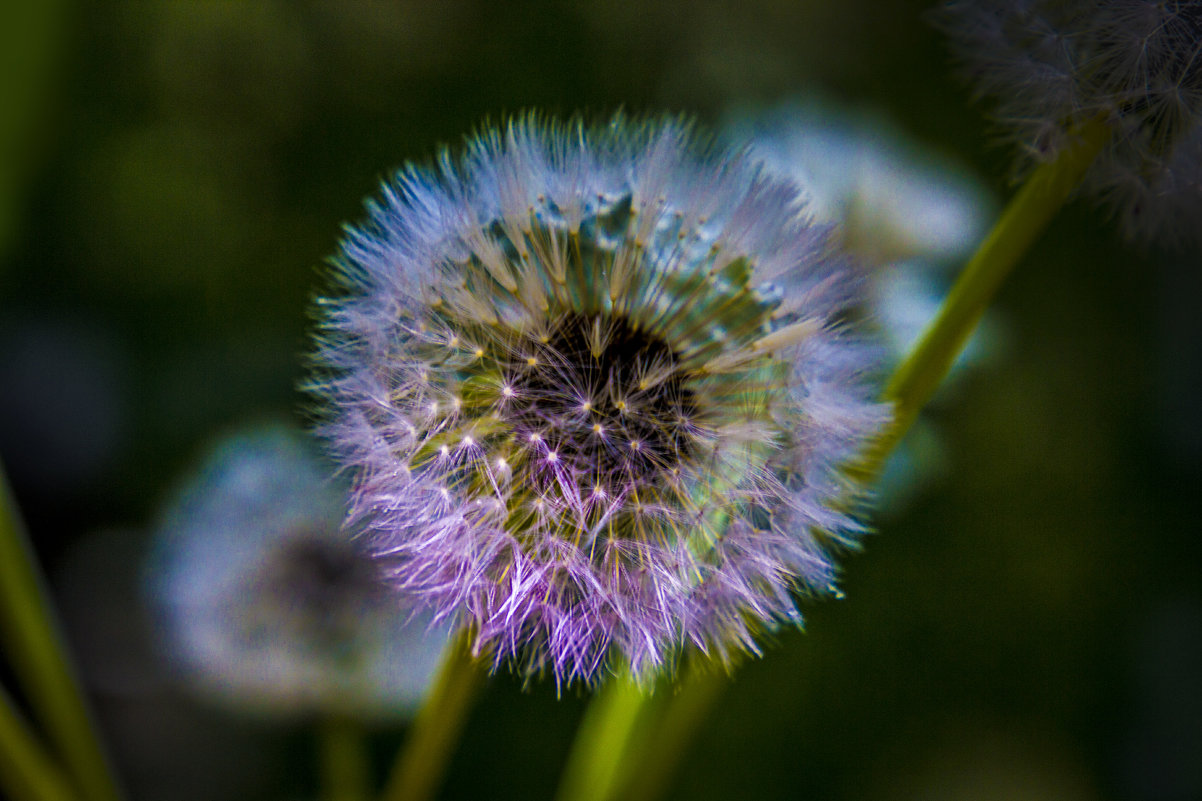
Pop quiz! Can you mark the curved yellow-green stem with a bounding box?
[618,669,726,801]
[555,665,727,801]
[0,466,122,801]
[554,115,1113,801]
[553,672,652,801]
[848,116,1112,484]
[380,629,484,801]
[0,686,77,801]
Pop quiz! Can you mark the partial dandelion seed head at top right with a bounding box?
[936,0,1202,246]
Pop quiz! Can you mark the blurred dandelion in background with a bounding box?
[145,424,449,719]
[722,99,990,267]
[309,115,889,685]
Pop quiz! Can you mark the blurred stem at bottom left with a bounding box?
[0,685,78,801]
[0,465,123,801]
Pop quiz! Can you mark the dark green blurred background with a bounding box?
[2,2,1199,799]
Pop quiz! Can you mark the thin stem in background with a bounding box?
[0,685,78,801]
[319,715,370,801]
[380,629,484,801]
[555,115,1114,801]
[0,466,123,801]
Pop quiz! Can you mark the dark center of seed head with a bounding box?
[265,536,385,613]
[508,312,697,480]
[231,535,387,656]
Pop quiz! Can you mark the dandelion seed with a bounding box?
[309,114,888,684]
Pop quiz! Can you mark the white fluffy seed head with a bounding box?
[310,114,889,684]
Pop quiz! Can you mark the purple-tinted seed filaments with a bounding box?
[309,116,889,685]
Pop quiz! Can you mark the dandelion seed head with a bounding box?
[309,115,888,684]
[936,0,1202,245]
[146,425,450,717]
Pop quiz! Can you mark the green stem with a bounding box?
[556,115,1114,801]
[0,686,78,801]
[380,629,483,801]
[553,672,652,801]
[620,669,725,801]
[848,116,1112,484]
[0,466,122,801]
[320,716,370,801]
